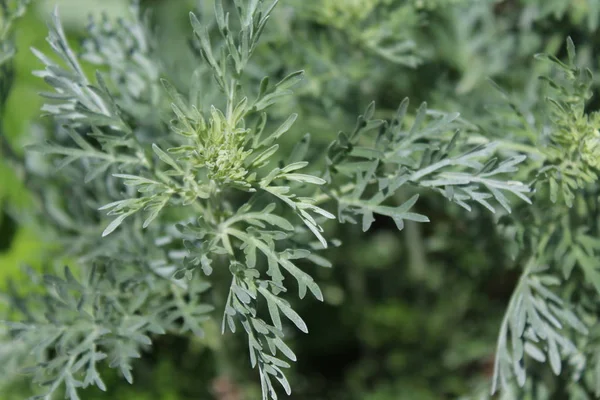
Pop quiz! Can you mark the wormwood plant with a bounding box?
[483,39,600,398]
[4,0,600,399]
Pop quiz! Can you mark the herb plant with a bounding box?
[3,0,600,399]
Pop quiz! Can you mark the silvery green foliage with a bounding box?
[9,2,335,398]
[486,39,600,398]
[6,262,213,400]
[291,0,422,68]
[2,0,570,399]
[324,99,531,222]
[492,262,588,392]
[80,1,162,125]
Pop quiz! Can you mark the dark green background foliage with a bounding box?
[2,0,600,399]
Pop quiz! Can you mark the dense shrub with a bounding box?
[3,0,600,399]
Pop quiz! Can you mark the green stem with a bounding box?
[408,159,451,182]
[313,183,356,205]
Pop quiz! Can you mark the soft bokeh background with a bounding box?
[2,0,599,399]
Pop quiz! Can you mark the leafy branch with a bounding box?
[322,99,531,232]
[492,260,587,393]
